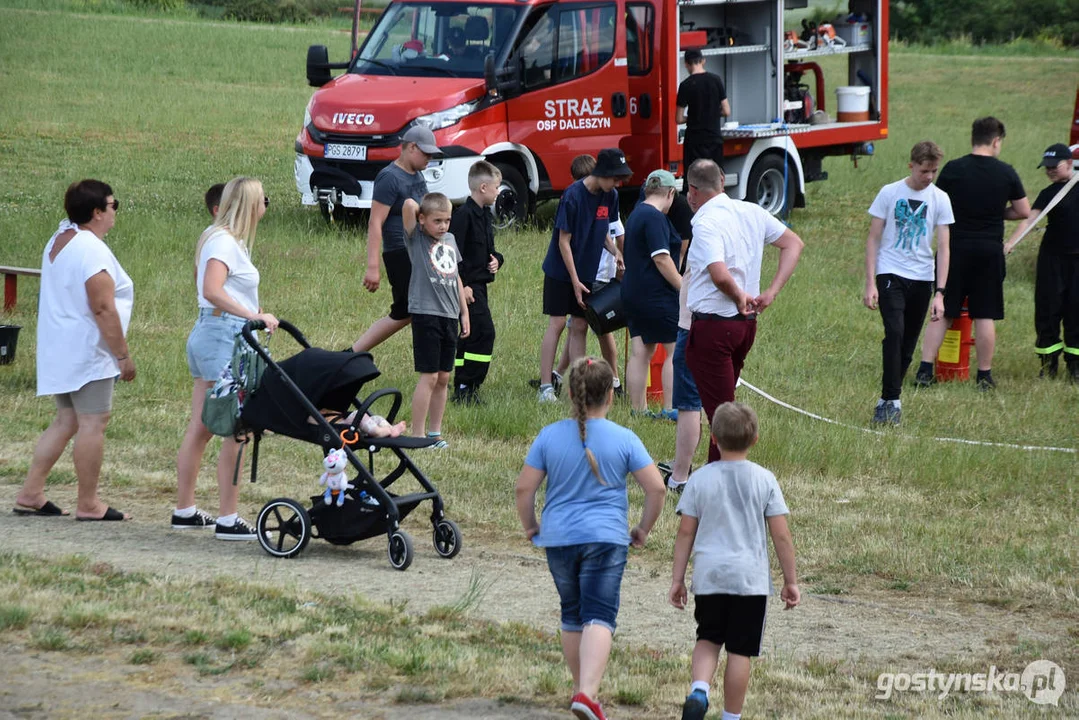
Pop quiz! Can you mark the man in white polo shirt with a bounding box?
[684,159,804,461]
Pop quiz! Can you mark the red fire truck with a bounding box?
[295,0,888,226]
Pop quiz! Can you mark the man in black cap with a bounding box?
[352,126,441,352]
[676,49,730,182]
[916,117,1029,390]
[536,148,632,401]
[1005,143,1079,380]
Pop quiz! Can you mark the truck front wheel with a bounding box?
[746,154,792,217]
[492,162,528,230]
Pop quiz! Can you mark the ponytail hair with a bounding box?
[567,356,615,483]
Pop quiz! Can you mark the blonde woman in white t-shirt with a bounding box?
[14,180,134,521]
[174,177,278,540]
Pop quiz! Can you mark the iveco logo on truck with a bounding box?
[332,113,376,126]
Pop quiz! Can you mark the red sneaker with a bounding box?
[570,692,607,720]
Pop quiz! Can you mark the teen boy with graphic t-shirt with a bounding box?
[917,117,1029,390]
[863,141,953,425]
[537,148,632,402]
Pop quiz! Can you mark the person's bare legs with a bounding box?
[921,315,950,364]
[215,436,245,517]
[411,372,438,436]
[722,652,752,715]
[16,407,78,509]
[627,337,654,411]
[566,318,589,367]
[597,331,621,386]
[556,319,572,377]
[974,318,995,371]
[672,410,702,484]
[661,342,675,409]
[427,371,451,435]
[352,316,411,353]
[690,638,722,685]
[577,624,613,700]
[176,379,214,510]
[540,316,567,385]
[72,411,122,519]
[561,630,582,695]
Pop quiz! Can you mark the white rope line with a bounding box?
[736,377,1077,455]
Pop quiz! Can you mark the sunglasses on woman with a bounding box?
[264,196,270,208]
[106,199,120,211]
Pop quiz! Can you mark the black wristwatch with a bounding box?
[934,287,946,295]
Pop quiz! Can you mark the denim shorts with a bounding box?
[672,327,702,411]
[186,310,246,380]
[545,543,628,634]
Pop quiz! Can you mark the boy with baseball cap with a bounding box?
[1005,143,1079,380]
[536,148,632,402]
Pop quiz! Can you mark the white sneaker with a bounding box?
[537,385,558,403]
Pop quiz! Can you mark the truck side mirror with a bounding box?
[484,52,521,99]
[307,45,334,87]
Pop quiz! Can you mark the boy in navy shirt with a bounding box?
[537,148,632,402]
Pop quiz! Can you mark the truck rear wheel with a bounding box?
[492,162,528,230]
[746,154,793,217]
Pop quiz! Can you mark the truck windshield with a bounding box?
[353,3,523,78]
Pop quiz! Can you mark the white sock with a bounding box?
[612,377,621,388]
[690,681,710,697]
[174,505,196,518]
[669,478,687,489]
[721,712,740,720]
[892,399,902,409]
[540,383,553,391]
[877,398,886,407]
[217,513,237,527]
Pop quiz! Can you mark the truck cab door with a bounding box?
[504,1,631,191]
[621,0,663,185]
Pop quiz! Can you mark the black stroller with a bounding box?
[237,319,462,570]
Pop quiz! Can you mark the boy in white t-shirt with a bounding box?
[669,402,799,720]
[863,141,953,425]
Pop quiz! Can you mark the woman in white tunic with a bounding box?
[174,177,278,540]
[14,179,135,521]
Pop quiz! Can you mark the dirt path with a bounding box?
[0,512,1061,665]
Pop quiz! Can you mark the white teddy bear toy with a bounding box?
[319,447,353,507]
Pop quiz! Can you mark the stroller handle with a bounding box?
[241,319,309,357]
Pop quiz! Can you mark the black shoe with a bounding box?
[657,461,673,483]
[976,374,996,392]
[871,401,901,426]
[171,508,216,529]
[613,383,625,398]
[914,369,936,387]
[1067,363,1079,384]
[215,517,258,541]
[453,386,483,406]
[1039,355,1059,379]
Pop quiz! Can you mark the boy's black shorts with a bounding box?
[384,249,412,321]
[543,275,586,318]
[412,313,458,373]
[693,594,768,657]
[943,243,1006,320]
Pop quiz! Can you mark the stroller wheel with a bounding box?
[432,519,462,559]
[387,530,414,571]
[257,498,312,558]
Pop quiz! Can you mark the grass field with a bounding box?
[0,4,1077,718]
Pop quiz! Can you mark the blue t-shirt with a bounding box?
[621,203,682,318]
[542,180,620,284]
[524,418,653,547]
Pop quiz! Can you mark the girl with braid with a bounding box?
[516,356,666,720]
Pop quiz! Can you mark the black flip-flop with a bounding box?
[75,506,127,521]
[12,501,68,516]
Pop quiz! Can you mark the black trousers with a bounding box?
[877,274,932,401]
[683,132,724,190]
[1034,250,1079,364]
[455,283,496,389]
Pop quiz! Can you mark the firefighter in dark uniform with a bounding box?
[451,160,506,403]
[1006,143,1079,380]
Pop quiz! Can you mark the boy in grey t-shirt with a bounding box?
[402,193,470,449]
[669,402,799,720]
